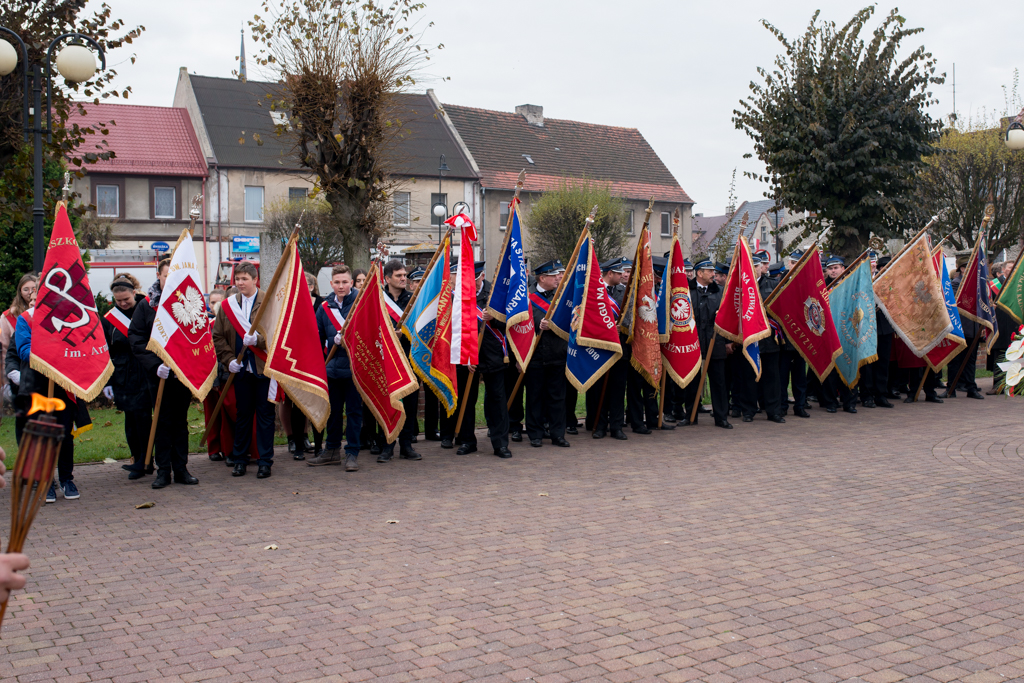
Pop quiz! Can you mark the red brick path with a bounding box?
[2,382,1023,682]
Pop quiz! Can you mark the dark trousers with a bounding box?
[587,357,627,432]
[778,348,808,412]
[626,366,658,429]
[565,383,579,428]
[423,390,440,437]
[442,367,479,445]
[326,377,363,456]
[53,398,76,484]
[123,409,152,473]
[525,362,566,441]
[360,401,377,449]
[481,369,509,450]
[684,358,728,424]
[506,365,525,431]
[154,378,191,476]
[863,333,892,401]
[948,335,980,393]
[384,386,419,451]
[820,372,858,410]
[737,351,782,419]
[907,366,940,399]
[232,373,276,467]
[726,353,740,412]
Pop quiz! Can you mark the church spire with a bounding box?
[238,27,247,81]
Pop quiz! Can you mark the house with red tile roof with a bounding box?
[439,97,694,261]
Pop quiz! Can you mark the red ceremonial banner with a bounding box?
[924,250,966,372]
[764,245,843,382]
[430,240,458,399]
[257,240,331,431]
[714,235,771,379]
[661,235,701,388]
[343,263,419,443]
[576,238,623,354]
[623,226,662,387]
[30,203,113,400]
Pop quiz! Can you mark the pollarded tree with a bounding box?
[263,197,346,274]
[733,7,944,259]
[249,0,439,271]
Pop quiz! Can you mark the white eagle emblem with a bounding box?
[638,294,658,324]
[171,286,208,335]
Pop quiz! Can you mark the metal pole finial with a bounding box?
[62,171,71,201]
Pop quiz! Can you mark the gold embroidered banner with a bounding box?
[873,234,951,357]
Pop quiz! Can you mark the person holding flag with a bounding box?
[101,275,154,480]
[586,258,629,440]
[377,260,421,462]
[682,259,732,428]
[308,265,363,470]
[526,259,570,448]
[130,229,216,489]
[948,222,999,399]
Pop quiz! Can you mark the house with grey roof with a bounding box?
[708,200,804,262]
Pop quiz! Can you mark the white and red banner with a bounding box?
[256,241,330,431]
[659,235,702,388]
[447,213,479,365]
[104,307,132,338]
[31,203,112,400]
[146,228,217,399]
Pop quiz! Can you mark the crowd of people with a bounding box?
[2,245,1016,499]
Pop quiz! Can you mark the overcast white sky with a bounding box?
[86,0,1022,217]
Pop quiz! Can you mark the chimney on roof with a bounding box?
[515,104,544,127]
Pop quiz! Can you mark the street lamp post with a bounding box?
[1006,108,1024,151]
[432,154,450,242]
[0,28,106,271]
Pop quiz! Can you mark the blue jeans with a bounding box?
[326,377,363,456]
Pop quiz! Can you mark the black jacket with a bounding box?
[690,278,728,360]
[127,299,187,397]
[101,294,153,412]
[317,290,358,380]
[530,286,568,366]
[757,275,781,354]
[477,280,510,375]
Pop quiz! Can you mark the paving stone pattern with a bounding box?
[2,387,1023,682]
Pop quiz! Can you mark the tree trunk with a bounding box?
[326,189,372,272]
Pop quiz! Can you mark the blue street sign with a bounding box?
[151,241,170,252]
[232,236,260,254]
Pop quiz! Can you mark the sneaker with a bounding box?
[61,480,80,500]
[46,483,57,504]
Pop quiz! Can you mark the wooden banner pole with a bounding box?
[688,337,716,424]
[946,334,980,398]
[143,377,166,468]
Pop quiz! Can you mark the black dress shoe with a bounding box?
[925,395,944,403]
[128,471,146,480]
[151,472,172,489]
[843,406,857,414]
[966,391,985,400]
[939,390,954,399]
[256,465,272,479]
[293,452,305,461]
[825,407,838,413]
[659,423,675,430]
[303,438,314,452]
[862,399,876,408]
[633,426,652,435]
[287,438,297,454]
[662,415,677,424]
[530,438,542,447]
[122,463,134,471]
[425,432,441,441]
[494,447,513,459]
[377,451,393,463]
[456,443,477,455]
[510,430,522,443]
[565,425,578,435]
[794,408,810,418]
[592,429,606,439]
[232,463,247,477]
[678,418,691,426]
[400,444,422,460]
[885,391,902,400]
[173,470,199,485]
[208,452,225,462]
[370,443,382,455]
[715,420,733,429]
[730,409,741,418]
[611,430,628,440]
[768,415,786,423]
[742,415,754,423]
[551,437,571,447]
[903,396,916,404]
[440,439,454,449]
[875,398,893,408]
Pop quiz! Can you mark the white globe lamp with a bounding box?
[54,43,97,83]
[0,40,17,77]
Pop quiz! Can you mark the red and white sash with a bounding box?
[321,300,346,332]
[104,307,132,337]
[382,289,404,324]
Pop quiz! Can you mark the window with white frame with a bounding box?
[625,209,635,235]
[499,201,510,230]
[393,192,411,226]
[244,186,264,222]
[153,187,176,219]
[96,185,119,218]
[661,212,671,237]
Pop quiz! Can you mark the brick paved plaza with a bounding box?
[2,383,1023,683]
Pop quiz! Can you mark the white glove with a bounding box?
[102,386,114,400]
[334,332,342,346]
[228,359,243,374]
[7,370,20,385]
[157,364,170,380]
[242,332,259,347]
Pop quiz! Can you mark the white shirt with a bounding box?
[240,291,257,321]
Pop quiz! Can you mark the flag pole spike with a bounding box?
[513,169,526,201]
[586,205,599,229]
[61,172,71,202]
[187,193,203,237]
